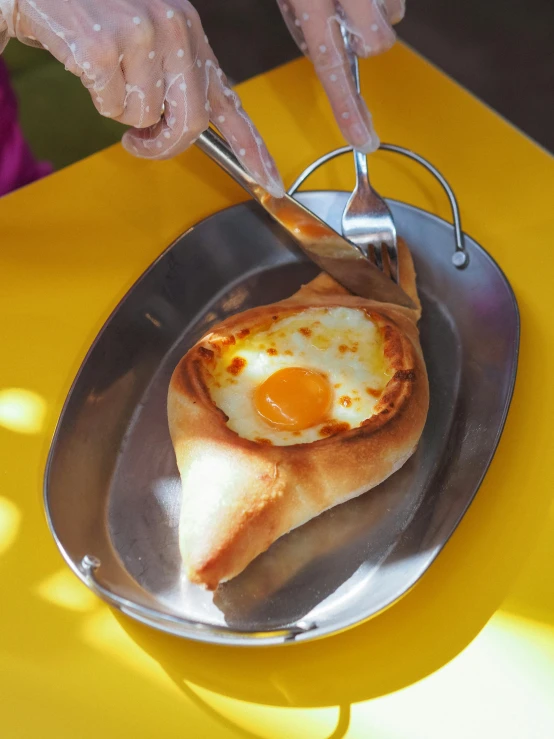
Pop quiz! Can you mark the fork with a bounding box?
[340,36,399,283]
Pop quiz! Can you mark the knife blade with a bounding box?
[195,129,416,309]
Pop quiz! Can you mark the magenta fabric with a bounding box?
[0,57,52,197]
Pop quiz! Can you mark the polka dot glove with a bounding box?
[0,0,284,196]
[277,0,405,153]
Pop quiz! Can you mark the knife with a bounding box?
[195,128,415,309]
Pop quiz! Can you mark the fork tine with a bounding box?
[367,243,384,274]
[372,243,384,272]
[385,242,399,283]
[379,244,390,279]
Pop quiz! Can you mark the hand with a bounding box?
[276,0,405,153]
[0,0,284,196]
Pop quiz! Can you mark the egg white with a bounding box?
[206,307,393,446]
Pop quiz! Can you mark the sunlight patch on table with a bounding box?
[188,684,346,739]
[0,388,47,434]
[80,609,174,689]
[36,568,98,612]
[348,611,554,739]
[0,496,21,557]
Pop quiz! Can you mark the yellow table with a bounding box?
[2,44,554,738]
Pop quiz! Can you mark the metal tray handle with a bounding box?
[80,555,317,643]
[288,144,469,268]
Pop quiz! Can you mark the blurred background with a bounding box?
[4,0,553,172]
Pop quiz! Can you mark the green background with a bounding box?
[4,39,124,169]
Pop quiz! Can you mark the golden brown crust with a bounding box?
[168,238,429,589]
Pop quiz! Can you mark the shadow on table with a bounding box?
[115,392,554,712]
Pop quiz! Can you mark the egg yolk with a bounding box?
[254,367,332,431]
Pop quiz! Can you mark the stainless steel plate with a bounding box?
[44,191,519,646]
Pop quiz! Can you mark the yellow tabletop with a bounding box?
[1,44,554,738]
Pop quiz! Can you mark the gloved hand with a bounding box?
[0,0,284,196]
[276,0,405,153]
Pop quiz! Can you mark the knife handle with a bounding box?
[195,128,261,200]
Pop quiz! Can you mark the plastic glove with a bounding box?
[277,0,405,153]
[0,0,284,196]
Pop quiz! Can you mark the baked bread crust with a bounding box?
[168,239,429,589]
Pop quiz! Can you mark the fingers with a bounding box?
[206,64,285,197]
[122,5,209,158]
[316,56,380,154]
[123,49,285,198]
[85,56,127,121]
[340,0,397,57]
[277,0,408,150]
[117,16,164,128]
[281,0,379,152]
[384,0,406,25]
[122,67,208,158]
[278,0,402,58]
[124,7,283,197]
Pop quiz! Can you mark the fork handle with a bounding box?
[341,23,361,94]
[353,145,369,185]
[341,31,371,184]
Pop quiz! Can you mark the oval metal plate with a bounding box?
[44,192,519,646]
